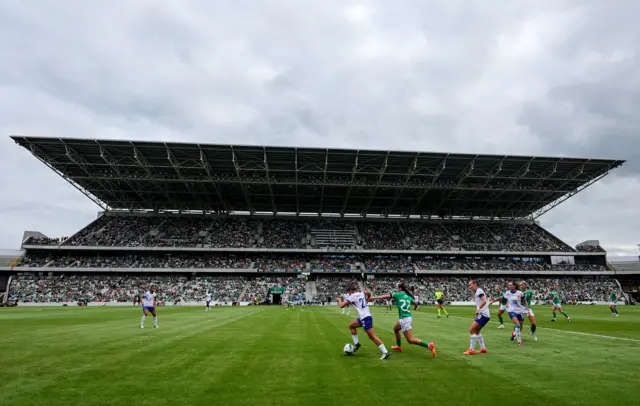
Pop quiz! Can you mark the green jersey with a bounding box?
[497,291,507,305]
[550,290,561,304]
[392,291,414,319]
[522,290,533,307]
[610,292,617,302]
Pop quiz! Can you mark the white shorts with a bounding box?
[553,303,563,310]
[499,304,507,311]
[399,317,413,332]
[610,302,617,306]
[523,308,534,317]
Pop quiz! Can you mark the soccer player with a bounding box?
[140,286,158,329]
[205,292,212,312]
[370,283,436,357]
[494,286,507,329]
[435,288,449,318]
[463,280,490,355]
[609,288,620,316]
[340,293,351,315]
[519,281,537,341]
[385,298,392,312]
[410,286,420,311]
[491,281,527,346]
[550,287,572,323]
[337,285,390,360]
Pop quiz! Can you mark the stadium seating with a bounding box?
[38,215,580,252]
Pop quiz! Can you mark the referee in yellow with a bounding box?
[435,289,449,318]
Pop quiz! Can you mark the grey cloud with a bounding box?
[0,0,638,255]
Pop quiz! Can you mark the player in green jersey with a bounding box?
[609,288,620,316]
[435,289,449,318]
[519,281,537,341]
[550,287,572,322]
[494,286,508,329]
[370,283,436,357]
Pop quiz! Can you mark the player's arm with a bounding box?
[369,293,392,301]
[336,297,351,309]
[489,295,504,304]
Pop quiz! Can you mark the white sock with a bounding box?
[154,316,158,326]
[378,344,388,353]
[477,334,485,349]
[352,334,359,345]
[515,326,522,341]
[470,334,478,350]
[141,315,146,326]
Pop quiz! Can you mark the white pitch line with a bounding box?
[411,312,640,343]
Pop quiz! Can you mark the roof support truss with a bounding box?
[477,158,533,217]
[263,148,278,214]
[96,141,149,210]
[497,162,558,218]
[431,156,477,215]
[387,153,419,214]
[318,149,329,214]
[132,143,177,211]
[165,144,205,212]
[467,156,506,202]
[340,151,360,216]
[230,146,254,214]
[294,148,300,214]
[361,151,389,216]
[198,146,231,213]
[409,155,448,216]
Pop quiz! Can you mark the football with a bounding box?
[343,343,354,355]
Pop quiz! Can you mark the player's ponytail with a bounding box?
[398,282,415,299]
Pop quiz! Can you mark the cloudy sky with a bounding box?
[0,0,638,256]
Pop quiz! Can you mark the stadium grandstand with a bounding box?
[2,135,637,306]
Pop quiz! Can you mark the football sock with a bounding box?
[442,308,449,315]
[437,309,441,316]
[561,312,569,319]
[470,334,478,349]
[515,325,522,341]
[477,334,485,349]
[140,315,146,325]
[610,307,616,313]
[552,312,557,319]
[153,316,158,325]
[378,344,388,353]
[531,324,537,334]
[352,334,359,345]
[418,341,430,348]
[614,308,619,314]
[498,315,504,324]
[396,339,402,347]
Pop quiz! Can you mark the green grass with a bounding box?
[1,305,639,406]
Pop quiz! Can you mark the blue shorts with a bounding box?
[474,315,490,327]
[508,312,523,322]
[206,301,211,306]
[143,306,155,312]
[357,316,374,331]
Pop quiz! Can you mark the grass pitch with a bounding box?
[1,305,639,406]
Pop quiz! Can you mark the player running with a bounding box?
[495,286,508,329]
[609,288,620,316]
[340,293,351,315]
[550,287,572,323]
[385,298,392,312]
[337,285,390,360]
[435,288,449,318]
[410,286,420,311]
[491,281,527,346]
[205,292,212,312]
[463,280,490,355]
[370,283,436,357]
[140,286,158,329]
[519,281,537,341]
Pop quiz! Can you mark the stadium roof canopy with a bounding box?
[12,136,624,219]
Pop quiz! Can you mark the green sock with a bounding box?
[615,308,619,314]
[610,307,616,313]
[498,315,504,324]
[418,341,430,348]
[552,312,557,319]
[561,311,569,318]
[443,308,449,315]
[437,309,441,316]
[396,339,402,347]
[531,324,536,333]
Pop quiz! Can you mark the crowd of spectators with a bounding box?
[413,258,606,272]
[315,276,360,300]
[37,215,588,252]
[240,276,302,303]
[23,236,68,246]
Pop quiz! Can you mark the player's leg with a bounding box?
[150,308,158,327]
[348,319,363,352]
[402,323,436,357]
[362,318,389,359]
[441,302,449,317]
[437,303,442,318]
[510,313,523,345]
[141,308,149,328]
[464,321,483,355]
[497,307,505,328]
[528,310,537,340]
[392,321,403,352]
[557,305,571,322]
[613,304,619,315]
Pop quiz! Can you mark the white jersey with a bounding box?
[142,291,156,307]
[475,288,490,317]
[345,292,372,320]
[206,294,212,302]
[504,290,524,314]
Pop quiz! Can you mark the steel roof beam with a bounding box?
[231,146,254,214]
[522,161,589,217]
[431,156,476,214]
[132,143,178,212]
[408,155,448,216]
[467,156,506,201]
[294,148,300,215]
[96,141,149,209]
[361,151,389,216]
[318,149,329,214]
[165,144,203,212]
[476,158,533,217]
[499,161,559,219]
[387,153,419,214]
[199,146,231,213]
[263,147,278,214]
[340,150,360,216]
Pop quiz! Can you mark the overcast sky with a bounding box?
[0,0,638,256]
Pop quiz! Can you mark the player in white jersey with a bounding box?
[337,285,390,360]
[140,286,158,329]
[491,281,528,346]
[340,293,350,315]
[464,280,490,355]
[205,293,212,312]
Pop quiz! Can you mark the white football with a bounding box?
[343,343,354,355]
